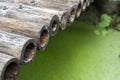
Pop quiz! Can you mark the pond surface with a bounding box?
[17,21,120,80]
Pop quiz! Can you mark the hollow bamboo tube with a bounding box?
[0,0,77,23]
[0,30,36,65]
[0,8,59,36]
[0,2,67,30]
[0,16,49,51]
[0,53,19,80]
[68,0,83,18]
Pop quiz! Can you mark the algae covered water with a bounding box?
[17,21,120,80]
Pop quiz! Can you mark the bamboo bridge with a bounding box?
[0,0,95,80]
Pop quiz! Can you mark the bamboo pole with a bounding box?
[0,2,67,30]
[0,8,59,36]
[0,53,19,80]
[0,16,49,51]
[0,30,36,65]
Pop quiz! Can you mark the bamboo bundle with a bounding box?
[36,0,77,23]
[19,3,67,30]
[0,8,59,36]
[0,30,36,65]
[0,2,67,30]
[0,0,95,80]
[0,0,77,23]
[0,53,20,80]
[20,4,67,30]
[0,16,50,51]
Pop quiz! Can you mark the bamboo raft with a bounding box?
[0,0,94,80]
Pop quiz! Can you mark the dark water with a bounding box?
[17,21,120,80]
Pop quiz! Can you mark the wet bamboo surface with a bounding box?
[0,0,94,80]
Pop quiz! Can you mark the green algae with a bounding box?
[17,21,120,80]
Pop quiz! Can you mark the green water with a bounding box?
[17,21,120,80]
